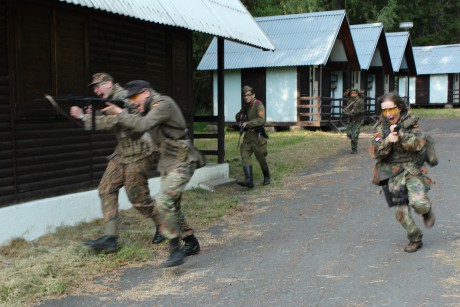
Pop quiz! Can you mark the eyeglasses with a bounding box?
[243,93,253,97]
[381,106,399,115]
[129,92,143,101]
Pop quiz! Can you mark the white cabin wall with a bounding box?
[429,74,448,103]
[213,70,241,121]
[266,67,298,122]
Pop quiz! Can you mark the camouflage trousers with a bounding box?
[155,162,196,240]
[390,170,433,242]
[241,132,269,172]
[346,120,362,151]
[99,155,160,235]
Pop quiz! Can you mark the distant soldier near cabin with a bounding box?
[69,73,164,254]
[343,88,365,154]
[102,80,204,267]
[235,85,270,188]
[369,91,438,253]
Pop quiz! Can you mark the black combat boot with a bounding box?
[237,165,254,188]
[152,225,165,244]
[183,234,200,256]
[262,169,270,185]
[165,238,185,267]
[84,235,118,253]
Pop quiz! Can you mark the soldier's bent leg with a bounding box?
[172,195,199,255]
[349,122,361,153]
[124,157,166,244]
[124,157,154,217]
[98,157,125,236]
[156,163,194,240]
[351,139,358,154]
[395,204,423,249]
[253,141,270,184]
[406,175,432,215]
[406,175,435,228]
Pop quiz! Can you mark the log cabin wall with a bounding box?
[1,0,193,207]
[0,0,14,205]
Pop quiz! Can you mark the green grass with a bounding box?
[410,107,460,118]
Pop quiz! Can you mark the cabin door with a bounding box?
[454,74,460,103]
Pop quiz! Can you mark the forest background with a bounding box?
[193,0,460,113]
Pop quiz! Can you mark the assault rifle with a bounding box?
[237,113,247,148]
[38,94,127,128]
[393,122,402,134]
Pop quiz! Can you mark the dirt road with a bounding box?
[44,118,460,307]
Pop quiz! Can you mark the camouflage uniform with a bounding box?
[343,95,365,153]
[236,100,269,176]
[83,83,160,235]
[369,112,434,242]
[116,90,202,240]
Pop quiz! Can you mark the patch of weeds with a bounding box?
[0,285,12,302]
[111,243,154,265]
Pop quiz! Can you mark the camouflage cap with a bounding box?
[124,80,152,97]
[242,85,253,94]
[88,72,114,88]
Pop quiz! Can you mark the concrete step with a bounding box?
[198,177,237,192]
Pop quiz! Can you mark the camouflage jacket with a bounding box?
[343,96,365,123]
[235,99,267,141]
[83,83,156,164]
[117,91,204,174]
[369,112,427,185]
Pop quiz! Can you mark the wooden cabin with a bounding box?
[350,23,393,105]
[198,10,360,129]
[412,44,460,106]
[385,32,417,103]
[0,0,275,244]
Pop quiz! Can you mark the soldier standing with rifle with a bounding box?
[369,92,437,253]
[343,88,365,154]
[235,85,270,188]
[69,73,165,253]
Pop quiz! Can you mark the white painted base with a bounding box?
[0,163,229,246]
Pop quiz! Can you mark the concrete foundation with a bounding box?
[0,163,229,246]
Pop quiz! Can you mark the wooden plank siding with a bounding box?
[415,76,430,105]
[1,0,193,207]
[0,0,15,204]
[241,68,267,110]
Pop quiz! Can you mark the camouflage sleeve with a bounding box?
[118,96,170,132]
[369,124,391,159]
[245,103,265,129]
[399,125,426,152]
[83,114,119,131]
[353,97,365,116]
